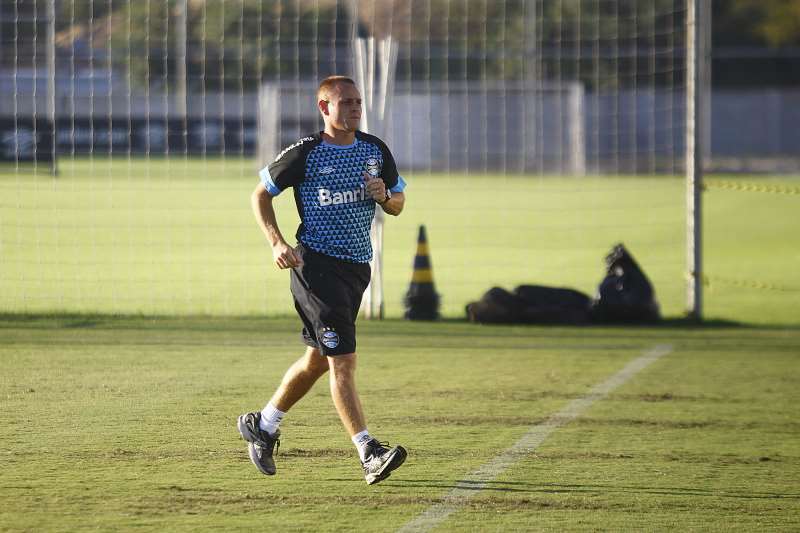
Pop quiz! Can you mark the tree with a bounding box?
[727,0,800,47]
[56,0,353,90]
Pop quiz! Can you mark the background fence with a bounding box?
[1,0,797,323]
[5,72,800,171]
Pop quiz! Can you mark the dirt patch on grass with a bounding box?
[280,448,352,458]
[611,392,737,403]
[571,417,800,431]
[533,450,796,466]
[128,487,444,515]
[398,415,549,426]
[430,389,584,402]
[569,417,716,429]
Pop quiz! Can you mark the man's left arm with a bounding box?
[365,175,405,216]
[369,138,406,216]
[379,191,404,216]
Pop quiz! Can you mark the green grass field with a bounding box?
[2,158,798,324]
[1,158,799,531]
[1,316,798,531]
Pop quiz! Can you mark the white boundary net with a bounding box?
[1,0,690,317]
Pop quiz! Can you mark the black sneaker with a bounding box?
[237,412,280,476]
[362,439,407,485]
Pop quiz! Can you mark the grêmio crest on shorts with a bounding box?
[258,131,407,263]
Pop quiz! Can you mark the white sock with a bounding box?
[259,403,285,437]
[352,430,374,462]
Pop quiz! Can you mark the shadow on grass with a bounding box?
[437,316,751,329]
[1,312,798,332]
[384,478,800,500]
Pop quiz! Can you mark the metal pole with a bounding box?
[569,82,585,176]
[46,0,57,175]
[175,0,188,121]
[347,0,359,80]
[685,0,707,321]
[526,0,539,173]
[354,35,398,320]
[701,0,712,168]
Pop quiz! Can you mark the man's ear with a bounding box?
[318,99,329,116]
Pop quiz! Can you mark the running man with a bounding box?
[238,76,407,485]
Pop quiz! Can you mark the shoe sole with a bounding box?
[237,415,276,476]
[366,446,407,485]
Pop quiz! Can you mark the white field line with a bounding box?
[397,344,674,533]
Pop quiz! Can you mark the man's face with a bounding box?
[321,83,362,132]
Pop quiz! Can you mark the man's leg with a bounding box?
[327,353,366,436]
[238,346,328,476]
[270,346,330,411]
[328,353,407,485]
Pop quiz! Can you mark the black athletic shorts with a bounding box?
[290,244,371,356]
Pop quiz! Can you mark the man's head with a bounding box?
[318,76,362,133]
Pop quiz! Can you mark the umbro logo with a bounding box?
[273,135,314,162]
[320,166,336,174]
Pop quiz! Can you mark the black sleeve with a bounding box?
[377,139,400,191]
[263,136,318,193]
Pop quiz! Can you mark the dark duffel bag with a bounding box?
[590,243,660,323]
[514,285,592,324]
[465,287,524,324]
[466,285,592,325]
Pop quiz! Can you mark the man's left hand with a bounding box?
[364,173,387,203]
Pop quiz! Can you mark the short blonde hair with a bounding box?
[317,75,357,101]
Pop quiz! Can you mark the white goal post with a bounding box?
[353,36,399,320]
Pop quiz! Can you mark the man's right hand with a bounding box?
[273,242,304,269]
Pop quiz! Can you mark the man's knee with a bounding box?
[303,347,329,375]
[328,353,357,378]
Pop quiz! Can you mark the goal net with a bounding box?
[1,0,692,318]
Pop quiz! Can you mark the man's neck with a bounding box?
[322,128,356,146]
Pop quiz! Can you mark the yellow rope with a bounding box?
[699,181,797,292]
[704,179,800,196]
[701,274,799,293]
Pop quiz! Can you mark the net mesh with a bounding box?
[1,0,689,317]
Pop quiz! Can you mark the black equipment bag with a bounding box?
[465,285,591,325]
[514,285,592,324]
[590,244,660,323]
[465,287,523,324]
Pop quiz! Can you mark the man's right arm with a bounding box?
[251,183,303,269]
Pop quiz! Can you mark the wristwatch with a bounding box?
[378,189,392,205]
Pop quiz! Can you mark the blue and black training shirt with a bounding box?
[259,131,407,263]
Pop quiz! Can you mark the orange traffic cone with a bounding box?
[404,225,440,320]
